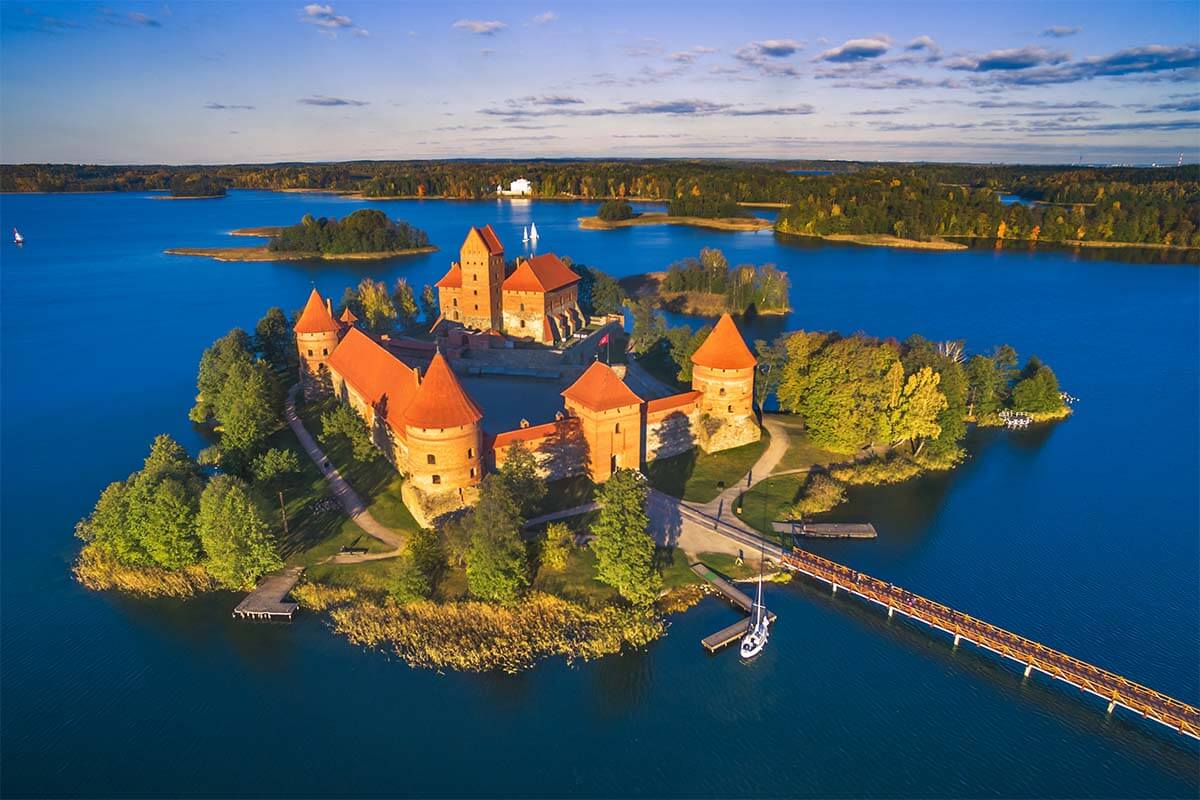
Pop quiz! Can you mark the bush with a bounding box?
[791,473,845,516]
[597,199,635,221]
[830,456,922,486]
[539,522,573,573]
[319,403,377,463]
[251,448,301,483]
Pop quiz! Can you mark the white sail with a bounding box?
[523,226,529,243]
[13,228,23,244]
[530,222,539,241]
[740,543,770,658]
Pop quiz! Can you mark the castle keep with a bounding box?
[295,229,759,526]
[435,225,585,345]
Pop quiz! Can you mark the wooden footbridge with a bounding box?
[778,548,1200,740]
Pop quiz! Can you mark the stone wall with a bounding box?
[645,405,700,462]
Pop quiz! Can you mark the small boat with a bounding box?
[740,543,770,659]
[529,221,539,243]
[522,226,529,244]
[13,228,24,245]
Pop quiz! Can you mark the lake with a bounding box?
[1,191,1197,797]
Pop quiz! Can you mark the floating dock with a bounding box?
[772,520,877,539]
[232,566,303,621]
[690,562,777,652]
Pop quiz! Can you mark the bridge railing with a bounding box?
[779,549,1199,739]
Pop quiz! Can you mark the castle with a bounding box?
[295,228,760,527]
[434,225,586,345]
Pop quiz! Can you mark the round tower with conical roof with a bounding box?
[399,352,485,526]
[690,313,760,453]
[295,288,343,399]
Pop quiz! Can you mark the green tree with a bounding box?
[251,447,301,483]
[320,403,376,463]
[440,514,472,567]
[392,278,419,327]
[902,336,967,459]
[391,551,431,603]
[753,337,787,410]
[1012,358,1065,413]
[628,298,666,355]
[465,476,529,603]
[597,199,634,221]
[539,522,572,572]
[254,307,294,373]
[665,324,711,382]
[497,442,546,518]
[420,284,438,321]
[190,328,254,423]
[75,480,144,565]
[590,469,660,605]
[589,272,626,316]
[356,277,397,333]
[215,360,282,466]
[966,354,1002,420]
[197,476,283,590]
[128,476,200,569]
[884,366,948,453]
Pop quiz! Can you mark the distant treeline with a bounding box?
[268,210,429,254]
[661,248,789,314]
[776,166,1200,247]
[667,195,751,219]
[170,175,226,197]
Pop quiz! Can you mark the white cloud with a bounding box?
[453,19,507,35]
[299,4,367,37]
[533,11,557,24]
[819,36,891,62]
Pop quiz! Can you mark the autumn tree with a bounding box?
[392,278,419,327]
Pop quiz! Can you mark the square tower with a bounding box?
[457,225,505,331]
[561,362,644,482]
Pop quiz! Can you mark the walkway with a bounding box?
[691,415,792,522]
[284,386,405,562]
[233,565,303,620]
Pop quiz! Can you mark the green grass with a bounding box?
[734,474,807,544]
[305,556,410,595]
[768,416,844,474]
[696,551,759,581]
[655,547,703,589]
[529,475,596,518]
[644,427,769,503]
[533,547,619,606]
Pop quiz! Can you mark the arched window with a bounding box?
[307,349,314,357]
[719,387,726,396]
[322,348,328,356]
[467,448,474,458]
[470,467,477,478]
[727,405,733,413]
[427,454,436,465]
[453,298,458,306]
[431,475,441,485]
[614,422,621,433]
[519,320,526,328]
[519,302,525,311]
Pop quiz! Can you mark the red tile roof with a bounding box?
[435,263,463,289]
[294,288,340,334]
[690,313,757,370]
[492,418,574,448]
[646,390,702,415]
[465,225,504,256]
[326,327,419,434]
[502,253,581,293]
[561,362,643,412]
[403,352,484,429]
[339,307,358,324]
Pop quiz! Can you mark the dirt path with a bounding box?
[285,386,405,563]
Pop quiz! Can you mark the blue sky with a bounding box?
[2,1,1197,164]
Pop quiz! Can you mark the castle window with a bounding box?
[453,298,458,306]
[307,349,313,357]
[322,348,329,356]
[610,454,618,472]
[519,320,525,328]
[473,289,478,296]
[519,302,525,311]
[473,274,477,281]
[474,304,479,311]
[719,387,726,396]
[728,405,733,413]
[467,448,474,458]
[470,468,477,478]
[427,454,436,465]
[614,422,621,433]
[432,475,441,485]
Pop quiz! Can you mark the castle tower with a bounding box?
[457,225,505,331]
[400,352,485,526]
[294,288,342,399]
[561,362,644,482]
[690,313,760,453]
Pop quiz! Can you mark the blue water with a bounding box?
[2,191,1197,797]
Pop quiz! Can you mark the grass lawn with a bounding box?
[734,474,807,544]
[695,551,758,581]
[768,416,843,474]
[305,556,410,594]
[529,475,596,518]
[644,428,769,503]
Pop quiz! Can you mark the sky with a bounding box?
[1,1,1198,165]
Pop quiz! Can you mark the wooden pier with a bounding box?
[690,562,777,652]
[232,566,303,621]
[772,520,877,539]
[778,549,1200,740]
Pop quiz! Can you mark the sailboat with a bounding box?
[13,228,24,245]
[529,221,539,245]
[740,542,770,659]
[522,226,529,244]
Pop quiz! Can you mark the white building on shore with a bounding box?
[497,178,532,196]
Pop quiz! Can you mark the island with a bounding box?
[619,247,791,316]
[159,175,227,199]
[166,209,437,262]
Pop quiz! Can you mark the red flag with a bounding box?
[598,333,610,346]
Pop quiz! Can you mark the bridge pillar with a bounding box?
[1024,663,1033,678]
[1107,699,1117,714]
[953,633,961,647]
[832,584,838,594]
[888,606,894,619]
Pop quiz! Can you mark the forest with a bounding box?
[660,248,790,314]
[268,210,430,254]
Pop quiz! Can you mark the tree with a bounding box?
[197,476,283,590]
[75,480,144,565]
[902,336,967,459]
[251,448,301,483]
[966,354,1002,420]
[753,337,787,410]
[127,475,200,570]
[589,272,625,316]
[465,476,529,603]
[254,307,294,372]
[628,298,666,355]
[497,442,546,517]
[320,403,376,463]
[539,522,572,572]
[597,199,634,221]
[392,278,419,327]
[190,328,254,423]
[665,324,711,382]
[590,469,660,605]
[420,284,438,321]
[1012,359,1065,413]
[391,551,431,603]
[355,277,397,333]
[440,514,472,567]
[215,360,282,466]
[884,366,948,453]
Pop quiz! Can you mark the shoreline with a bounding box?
[166,244,437,262]
[153,194,227,200]
[776,229,968,251]
[580,212,773,232]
